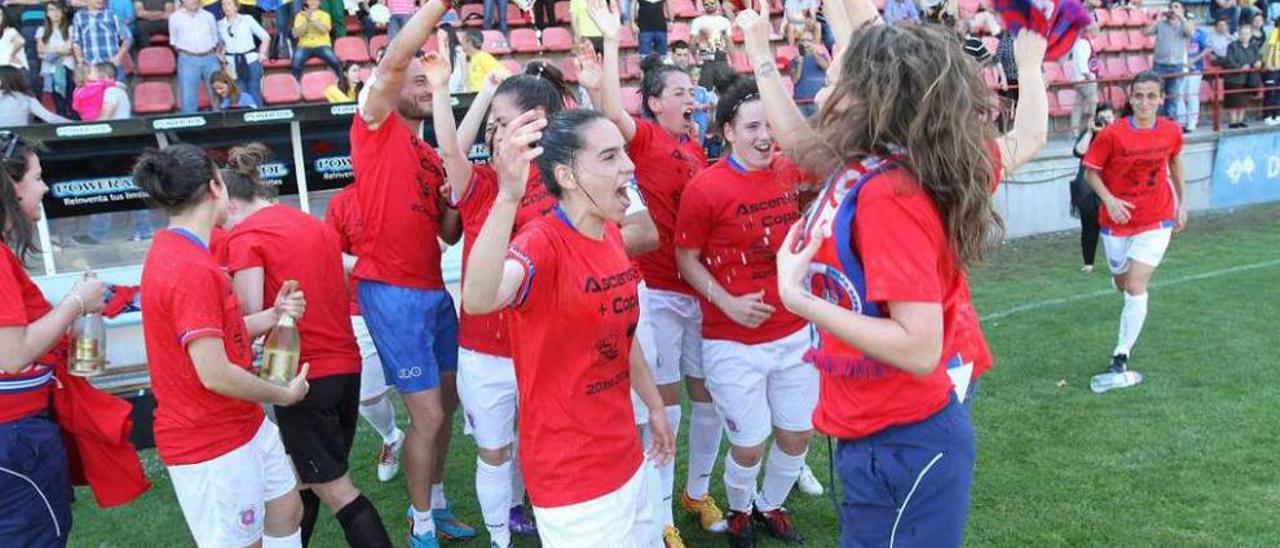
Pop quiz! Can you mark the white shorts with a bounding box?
[1102,226,1173,275]
[702,328,818,447]
[533,461,664,548]
[635,284,704,384]
[168,418,298,548]
[352,315,389,402]
[456,348,517,450]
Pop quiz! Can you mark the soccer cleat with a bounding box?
[753,507,804,544]
[724,510,755,548]
[1107,353,1128,375]
[663,525,687,548]
[796,464,824,497]
[432,507,477,540]
[681,490,727,532]
[508,505,537,536]
[407,508,441,548]
[377,428,404,482]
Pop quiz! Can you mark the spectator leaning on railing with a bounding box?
[1146,2,1194,123]
[1263,17,1280,126]
[1181,23,1210,131]
[1069,23,1100,130]
[1207,17,1233,58]
[1221,24,1262,127]
[72,0,133,81]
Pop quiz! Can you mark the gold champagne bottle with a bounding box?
[261,280,301,384]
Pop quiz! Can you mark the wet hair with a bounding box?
[463,29,483,49]
[1129,70,1162,92]
[535,108,607,198]
[221,143,277,201]
[0,66,27,95]
[0,134,39,261]
[132,144,220,213]
[799,23,1000,266]
[714,77,760,134]
[639,57,688,118]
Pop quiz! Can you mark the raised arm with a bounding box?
[996,31,1049,174]
[423,40,476,203]
[737,0,813,154]
[587,0,637,141]
[362,0,448,128]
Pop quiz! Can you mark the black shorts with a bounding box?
[275,373,360,484]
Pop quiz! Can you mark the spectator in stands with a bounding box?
[1069,24,1100,130]
[385,0,415,39]
[211,69,258,108]
[324,61,367,102]
[571,0,606,53]
[1208,17,1234,59]
[1070,102,1115,274]
[37,3,77,118]
[109,0,139,44]
[996,30,1019,109]
[1249,12,1267,47]
[291,0,343,79]
[1264,17,1279,125]
[7,0,44,90]
[783,0,816,45]
[484,0,509,36]
[1222,24,1262,127]
[690,0,730,61]
[1180,24,1211,132]
[73,61,132,120]
[219,0,269,106]
[883,0,921,26]
[461,28,509,92]
[72,0,133,81]
[0,65,68,126]
[634,0,671,56]
[0,9,29,70]
[532,0,556,36]
[1147,2,1194,122]
[170,0,222,113]
[960,19,993,63]
[134,0,175,46]
[791,28,827,117]
[1216,0,1255,34]
[271,0,303,44]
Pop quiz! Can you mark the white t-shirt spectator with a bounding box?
[1069,37,1094,81]
[102,84,132,119]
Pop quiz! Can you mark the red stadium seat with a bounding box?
[1109,7,1130,26]
[561,57,579,82]
[510,28,542,53]
[1088,32,1110,53]
[1102,57,1127,80]
[541,27,573,51]
[301,71,338,102]
[1105,31,1129,53]
[369,34,390,60]
[132,82,176,114]
[622,85,642,115]
[507,3,531,26]
[150,34,169,45]
[672,0,699,18]
[554,1,571,23]
[346,15,363,34]
[1129,8,1153,27]
[1093,8,1113,27]
[668,22,691,44]
[460,3,485,26]
[263,73,302,105]
[483,29,512,55]
[1054,89,1077,116]
[1125,54,1150,75]
[774,44,799,63]
[1125,30,1146,51]
[335,36,371,63]
[730,51,751,74]
[502,59,522,74]
[619,25,639,49]
[1044,62,1068,85]
[137,46,176,77]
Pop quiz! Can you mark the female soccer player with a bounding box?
[0,134,106,547]
[582,1,725,540]
[462,108,674,547]
[135,144,309,548]
[219,144,391,547]
[674,78,814,546]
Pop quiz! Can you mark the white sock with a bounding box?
[685,401,721,500]
[410,505,436,537]
[359,397,398,444]
[262,528,301,548]
[723,455,761,513]
[510,441,526,507]
[756,444,806,512]
[476,458,513,548]
[431,482,448,511]
[1114,292,1149,357]
[657,405,681,527]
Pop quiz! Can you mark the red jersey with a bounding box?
[505,211,643,507]
[324,186,365,316]
[802,157,992,440]
[223,205,361,379]
[349,112,447,289]
[627,118,707,294]
[1082,117,1182,236]
[141,229,264,465]
[675,156,808,344]
[0,245,55,423]
[454,164,557,357]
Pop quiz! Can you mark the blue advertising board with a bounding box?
[1211,131,1280,209]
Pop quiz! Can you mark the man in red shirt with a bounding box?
[350,1,473,545]
[1084,70,1187,385]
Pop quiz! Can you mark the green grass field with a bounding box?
[69,203,1280,547]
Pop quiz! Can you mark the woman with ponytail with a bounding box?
[218,143,392,548]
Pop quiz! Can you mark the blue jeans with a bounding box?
[638,30,668,56]
[1263,70,1280,118]
[291,46,342,79]
[177,53,221,113]
[387,13,412,40]
[234,59,265,107]
[20,24,40,91]
[483,0,508,35]
[275,0,303,41]
[1153,63,1186,121]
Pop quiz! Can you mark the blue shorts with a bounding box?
[0,415,72,547]
[357,281,459,394]
[835,398,975,548]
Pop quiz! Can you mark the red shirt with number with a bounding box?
[675,155,808,344]
[627,118,706,294]
[223,204,360,379]
[142,229,264,465]
[0,245,56,423]
[324,186,365,316]
[1081,117,1183,237]
[505,210,643,507]
[802,157,992,440]
[454,164,557,357]
[349,111,447,289]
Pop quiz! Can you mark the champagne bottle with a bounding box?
[69,312,107,377]
[261,281,300,384]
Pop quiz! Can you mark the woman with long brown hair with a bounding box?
[735,0,1047,543]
